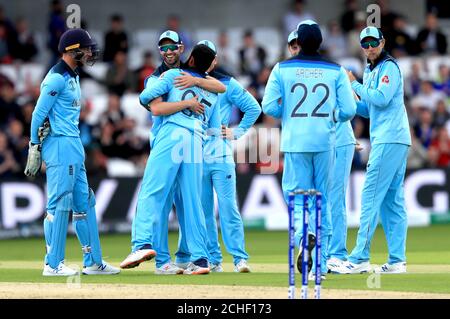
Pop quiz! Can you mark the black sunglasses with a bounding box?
[361,39,381,49]
[159,44,181,52]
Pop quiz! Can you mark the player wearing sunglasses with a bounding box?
[334,26,411,275]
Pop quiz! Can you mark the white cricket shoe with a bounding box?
[43,262,78,277]
[82,261,120,275]
[120,248,156,269]
[183,262,210,275]
[332,261,372,274]
[155,262,184,275]
[175,261,190,270]
[308,271,327,281]
[210,263,224,273]
[234,259,251,273]
[327,257,346,273]
[373,262,406,274]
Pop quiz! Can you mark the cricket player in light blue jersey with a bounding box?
[121,44,221,275]
[25,28,119,276]
[335,27,411,275]
[174,40,261,273]
[286,30,358,273]
[262,20,356,279]
[120,31,225,275]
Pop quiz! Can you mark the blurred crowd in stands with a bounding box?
[1,0,450,178]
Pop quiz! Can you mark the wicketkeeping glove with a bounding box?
[24,142,42,177]
[38,119,51,142]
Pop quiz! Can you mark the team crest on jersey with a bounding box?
[68,79,76,91]
[381,75,389,84]
[72,99,81,108]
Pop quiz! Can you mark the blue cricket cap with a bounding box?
[288,30,298,44]
[197,40,217,54]
[296,20,322,53]
[359,26,384,42]
[158,30,182,45]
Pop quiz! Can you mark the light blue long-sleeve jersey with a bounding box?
[143,63,171,148]
[145,75,163,148]
[204,71,261,160]
[262,53,356,152]
[140,68,221,139]
[30,60,81,144]
[336,121,356,147]
[352,52,411,146]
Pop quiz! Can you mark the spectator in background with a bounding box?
[0,131,20,178]
[283,0,315,38]
[6,119,28,168]
[250,65,271,100]
[0,79,22,127]
[0,5,18,61]
[347,11,367,60]
[104,50,135,96]
[165,14,194,60]
[322,20,348,60]
[433,64,450,96]
[411,80,446,112]
[47,0,66,67]
[428,126,450,167]
[377,0,400,36]
[239,30,267,80]
[416,12,447,55]
[340,0,358,34]
[11,17,38,62]
[0,6,17,39]
[216,30,237,75]
[407,126,429,169]
[0,23,12,64]
[98,93,128,158]
[384,14,416,58]
[404,60,425,98]
[413,107,434,149]
[20,100,34,137]
[433,100,450,128]
[103,14,129,63]
[98,93,145,162]
[133,51,155,92]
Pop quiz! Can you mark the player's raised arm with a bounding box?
[139,69,178,106]
[261,63,283,119]
[174,71,226,93]
[149,95,204,116]
[351,62,400,108]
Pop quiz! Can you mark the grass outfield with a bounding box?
[1,225,450,295]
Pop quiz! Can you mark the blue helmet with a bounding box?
[58,28,99,65]
[58,28,96,53]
